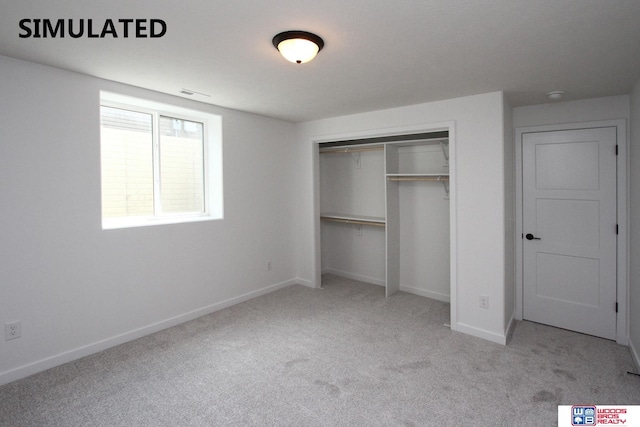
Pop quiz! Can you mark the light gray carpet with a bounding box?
[1,274,638,426]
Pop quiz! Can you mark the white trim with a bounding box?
[311,122,452,145]
[514,119,628,345]
[629,336,640,373]
[504,314,517,344]
[321,269,450,302]
[102,214,221,230]
[448,123,458,330]
[311,121,457,330]
[312,140,322,289]
[321,268,385,287]
[0,279,299,386]
[399,284,450,303]
[295,277,314,288]
[452,322,508,345]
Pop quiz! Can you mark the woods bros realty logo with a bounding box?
[18,18,167,38]
[558,405,639,425]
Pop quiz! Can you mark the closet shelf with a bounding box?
[386,174,449,182]
[386,174,450,198]
[320,146,384,154]
[320,213,386,227]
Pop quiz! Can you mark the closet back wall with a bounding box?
[320,149,386,285]
[397,143,450,301]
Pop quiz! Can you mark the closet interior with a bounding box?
[319,132,451,301]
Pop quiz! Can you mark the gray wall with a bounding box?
[0,56,298,384]
[630,80,640,368]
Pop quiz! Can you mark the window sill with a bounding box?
[102,214,222,230]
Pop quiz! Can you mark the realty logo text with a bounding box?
[572,405,628,425]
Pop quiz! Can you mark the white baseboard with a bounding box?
[295,277,314,288]
[321,269,452,302]
[452,322,508,345]
[399,284,450,302]
[629,336,640,373]
[504,313,517,344]
[0,278,299,387]
[321,268,385,287]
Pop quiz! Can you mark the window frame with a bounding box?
[100,91,223,229]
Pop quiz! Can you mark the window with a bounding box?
[100,92,222,228]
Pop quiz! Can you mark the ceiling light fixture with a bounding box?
[272,30,324,64]
[546,91,565,100]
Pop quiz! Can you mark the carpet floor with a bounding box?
[0,274,638,426]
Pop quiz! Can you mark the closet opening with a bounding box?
[316,129,453,307]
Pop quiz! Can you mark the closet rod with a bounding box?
[387,176,449,182]
[320,217,386,227]
[320,146,384,154]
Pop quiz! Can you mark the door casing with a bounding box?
[515,120,628,345]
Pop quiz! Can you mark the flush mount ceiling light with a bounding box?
[272,30,324,64]
[546,91,565,100]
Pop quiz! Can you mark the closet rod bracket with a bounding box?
[438,176,450,199]
[351,152,361,169]
[440,140,449,167]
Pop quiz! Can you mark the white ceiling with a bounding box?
[2,0,640,123]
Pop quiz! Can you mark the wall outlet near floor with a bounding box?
[5,321,21,340]
[479,295,489,310]
[266,260,272,271]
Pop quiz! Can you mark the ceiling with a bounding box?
[2,0,640,123]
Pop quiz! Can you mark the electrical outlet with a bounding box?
[5,321,21,340]
[479,296,489,310]
[266,260,272,271]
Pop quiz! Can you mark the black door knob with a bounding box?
[525,233,541,241]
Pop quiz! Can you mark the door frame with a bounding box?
[515,120,628,345]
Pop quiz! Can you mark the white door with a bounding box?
[522,127,617,340]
